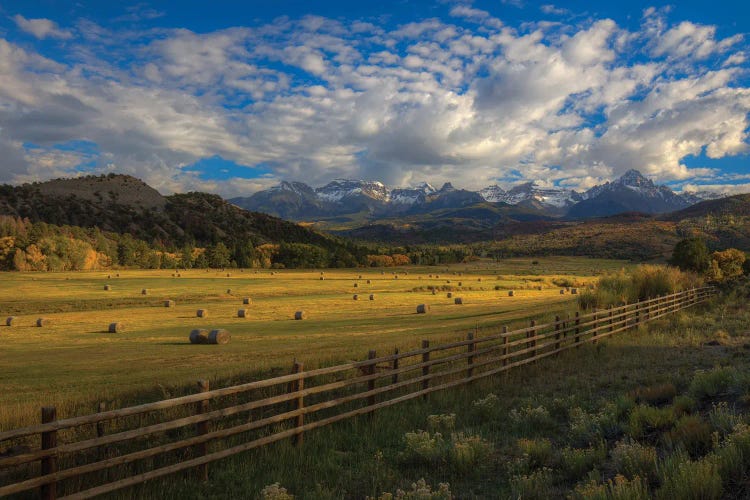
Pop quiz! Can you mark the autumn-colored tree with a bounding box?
[711,248,746,281]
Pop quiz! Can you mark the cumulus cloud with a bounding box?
[13,15,72,40]
[0,7,748,196]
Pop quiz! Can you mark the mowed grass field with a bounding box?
[0,257,630,429]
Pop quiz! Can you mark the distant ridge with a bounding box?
[230,170,726,221]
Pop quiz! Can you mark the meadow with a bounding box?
[0,257,627,431]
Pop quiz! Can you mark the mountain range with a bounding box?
[230,170,724,221]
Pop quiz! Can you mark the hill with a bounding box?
[0,174,368,268]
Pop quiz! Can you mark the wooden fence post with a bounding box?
[467,331,475,379]
[608,306,614,333]
[592,308,598,344]
[96,402,106,438]
[291,362,304,446]
[367,350,377,410]
[554,315,561,354]
[635,303,640,325]
[195,380,209,480]
[392,347,399,385]
[41,406,57,500]
[574,312,581,348]
[501,326,509,367]
[422,340,430,399]
[527,320,537,360]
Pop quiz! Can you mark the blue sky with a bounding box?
[0,1,748,196]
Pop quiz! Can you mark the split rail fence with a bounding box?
[0,286,715,499]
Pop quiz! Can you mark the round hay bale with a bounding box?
[115,273,120,278]
[394,275,398,279]
[320,276,325,281]
[478,278,482,282]
[208,329,230,345]
[353,294,359,300]
[108,322,124,333]
[177,273,181,278]
[36,318,49,327]
[294,311,306,320]
[226,289,232,294]
[226,273,231,277]
[458,282,462,287]
[320,271,324,275]
[381,271,385,275]
[197,309,208,318]
[104,284,111,291]
[431,288,437,295]
[141,288,148,295]
[107,274,111,279]
[571,288,578,295]
[454,297,463,305]
[560,289,566,294]
[508,290,515,297]
[537,286,543,291]
[189,329,209,344]
[238,309,248,318]
[164,300,175,308]
[447,292,453,298]
[435,275,440,279]
[416,304,429,314]
[429,274,433,278]
[366,280,371,284]
[369,294,375,300]
[242,297,252,305]
[358,275,362,279]
[353,283,358,288]
[6,316,16,326]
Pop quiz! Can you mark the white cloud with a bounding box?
[13,14,72,40]
[0,9,747,197]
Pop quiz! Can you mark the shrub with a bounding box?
[572,475,650,500]
[427,414,456,434]
[370,479,452,500]
[569,405,621,446]
[627,405,675,440]
[672,395,697,417]
[707,402,744,438]
[610,440,658,484]
[261,483,294,500]
[714,424,750,490]
[552,277,576,288]
[509,404,556,434]
[401,430,445,464]
[689,367,737,400]
[664,415,713,458]
[670,237,710,273]
[561,441,607,480]
[517,438,555,469]
[628,383,676,406]
[450,433,492,473]
[629,265,694,302]
[656,454,723,500]
[509,467,555,500]
[471,393,500,420]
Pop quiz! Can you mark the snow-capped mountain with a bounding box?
[315,179,390,203]
[229,170,728,221]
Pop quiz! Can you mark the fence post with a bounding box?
[608,306,614,333]
[592,308,598,344]
[467,331,475,379]
[554,315,561,354]
[392,347,399,385]
[527,320,537,360]
[501,326,509,367]
[422,340,430,399]
[96,402,106,438]
[41,406,57,500]
[367,350,377,410]
[574,312,581,348]
[290,362,304,446]
[195,380,209,480]
[635,303,640,326]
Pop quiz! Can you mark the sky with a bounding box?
[0,1,749,197]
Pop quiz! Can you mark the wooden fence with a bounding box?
[0,287,715,499]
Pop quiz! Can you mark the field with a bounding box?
[0,257,628,430]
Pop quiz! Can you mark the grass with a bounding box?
[0,257,624,430]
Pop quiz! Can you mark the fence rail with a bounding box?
[0,287,715,499]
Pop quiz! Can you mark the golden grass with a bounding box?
[0,257,629,429]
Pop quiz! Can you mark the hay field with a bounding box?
[0,257,628,428]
